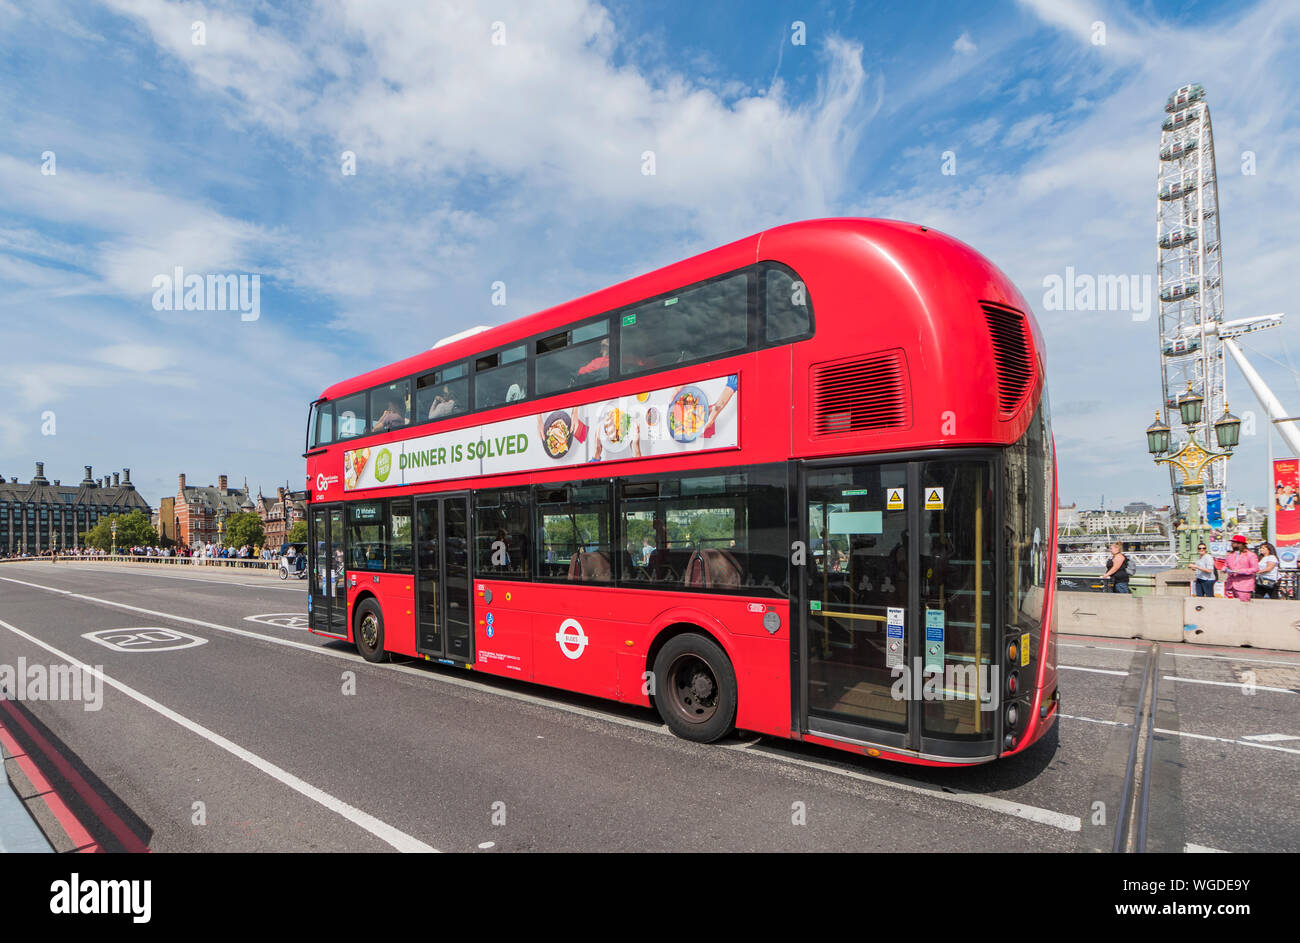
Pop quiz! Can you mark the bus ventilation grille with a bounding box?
[983,303,1035,416]
[811,351,909,435]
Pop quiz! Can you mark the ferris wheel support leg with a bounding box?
[1222,338,1300,456]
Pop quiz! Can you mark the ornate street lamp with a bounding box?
[1146,412,1171,455]
[1177,383,1204,426]
[1214,403,1241,450]
[110,518,118,556]
[1146,386,1236,566]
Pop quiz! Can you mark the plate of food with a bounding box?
[668,386,709,442]
[598,404,634,453]
[542,410,573,459]
[344,447,369,489]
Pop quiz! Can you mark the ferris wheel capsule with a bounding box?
[1158,228,1198,249]
[1165,83,1206,113]
[1162,108,1201,132]
[1160,138,1199,161]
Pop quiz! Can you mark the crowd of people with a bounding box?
[0,544,293,564]
[1102,536,1284,600]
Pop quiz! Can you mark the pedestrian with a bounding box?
[1222,534,1259,600]
[1256,542,1281,599]
[1190,541,1217,597]
[1102,541,1131,593]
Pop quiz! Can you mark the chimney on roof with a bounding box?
[113,472,120,487]
[32,462,48,485]
[83,466,95,486]
[178,473,186,491]
[278,486,286,500]
[218,474,228,492]
[102,477,109,488]
[53,480,60,486]
[122,468,133,489]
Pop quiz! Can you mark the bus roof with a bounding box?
[318,217,999,402]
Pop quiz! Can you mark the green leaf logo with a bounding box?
[375,448,392,482]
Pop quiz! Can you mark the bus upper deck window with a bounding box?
[369,380,411,433]
[475,345,527,409]
[535,320,610,395]
[764,265,811,341]
[417,363,468,422]
[312,402,334,447]
[334,392,366,440]
[620,273,747,373]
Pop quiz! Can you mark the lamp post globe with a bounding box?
[1176,384,1204,427]
[1146,412,1171,455]
[1215,404,1242,450]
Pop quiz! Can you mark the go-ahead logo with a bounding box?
[315,473,339,492]
[555,618,588,660]
[375,448,393,483]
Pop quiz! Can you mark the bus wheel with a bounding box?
[354,599,388,663]
[653,633,736,743]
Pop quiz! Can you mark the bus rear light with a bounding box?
[1007,641,1018,663]
[1006,671,1018,695]
[1006,704,1019,729]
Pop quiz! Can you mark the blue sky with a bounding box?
[1,0,1298,513]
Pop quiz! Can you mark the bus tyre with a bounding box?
[652,633,737,743]
[354,599,388,663]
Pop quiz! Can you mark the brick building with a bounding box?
[255,486,308,550]
[0,463,150,555]
[173,473,257,549]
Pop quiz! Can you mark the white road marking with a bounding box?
[1061,713,1132,727]
[1241,733,1298,743]
[3,574,1080,832]
[1162,675,1295,695]
[1059,665,1129,676]
[1185,843,1229,853]
[6,562,303,593]
[722,742,1081,832]
[1155,727,1300,756]
[0,616,436,852]
[1172,651,1300,667]
[245,613,311,630]
[477,841,495,849]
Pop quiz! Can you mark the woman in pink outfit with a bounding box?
[1223,534,1259,600]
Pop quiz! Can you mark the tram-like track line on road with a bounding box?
[0,572,1083,838]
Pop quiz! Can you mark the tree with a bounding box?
[222,511,264,548]
[1260,518,1269,541]
[288,519,308,543]
[82,510,158,551]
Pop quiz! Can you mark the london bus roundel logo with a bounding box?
[555,618,588,660]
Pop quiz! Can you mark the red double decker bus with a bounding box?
[303,218,1058,766]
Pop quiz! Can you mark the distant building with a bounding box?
[174,473,257,549]
[256,486,307,549]
[0,463,150,555]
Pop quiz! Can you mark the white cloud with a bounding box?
[953,32,976,54]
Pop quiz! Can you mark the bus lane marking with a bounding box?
[83,628,208,653]
[245,613,311,630]
[0,615,437,853]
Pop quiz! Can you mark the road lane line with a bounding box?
[5,563,303,592]
[722,742,1081,832]
[1185,842,1229,853]
[1154,727,1300,756]
[1162,675,1295,695]
[1061,713,1132,727]
[1172,651,1300,667]
[1,575,1082,831]
[0,616,437,853]
[1059,665,1129,676]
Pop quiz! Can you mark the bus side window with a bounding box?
[764,264,812,342]
[535,320,609,395]
[416,364,468,422]
[472,488,531,579]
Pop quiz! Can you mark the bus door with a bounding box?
[414,494,474,663]
[799,457,998,758]
[309,504,348,637]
